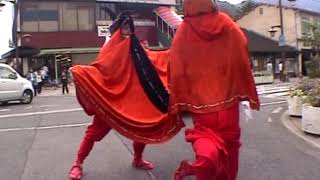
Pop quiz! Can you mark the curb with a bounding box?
[281,110,320,149]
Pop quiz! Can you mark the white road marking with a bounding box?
[0,108,83,119]
[261,101,287,107]
[39,105,59,108]
[268,117,273,123]
[258,88,289,95]
[0,101,286,119]
[264,92,289,98]
[272,107,284,114]
[0,123,90,133]
[0,109,11,112]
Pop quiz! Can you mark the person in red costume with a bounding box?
[68,20,154,180]
[168,0,260,180]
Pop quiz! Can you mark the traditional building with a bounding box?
[237,0,320,76]
[2,0,182,81]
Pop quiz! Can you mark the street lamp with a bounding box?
[268,0,297,82]
[268,25,282,38]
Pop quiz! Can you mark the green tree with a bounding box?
[239,0,257,17]
[302,22,320,78]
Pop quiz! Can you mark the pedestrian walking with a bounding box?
[279,62,284,81]
[36,70,43,94]
[61,69,69,94]
[26,69,38,96]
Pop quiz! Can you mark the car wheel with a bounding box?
[20,90,33,104]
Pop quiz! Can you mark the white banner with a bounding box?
[96,0,177,5]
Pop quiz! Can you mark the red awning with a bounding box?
[154,6,183,29]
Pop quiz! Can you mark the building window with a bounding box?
[61,3,78,31]
[21,1,94,32]
[301,15,312,35]
[259,8,263,15]
[21,2,59,32]
[96,3,116,21]
[38,2,59,32]
[60,2,94,31]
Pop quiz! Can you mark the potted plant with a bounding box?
[287,77,312,117]
[288,88,305,117]
[301,78,320,134]
[300,22,320,134]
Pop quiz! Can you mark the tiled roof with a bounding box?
[243,28,299,53]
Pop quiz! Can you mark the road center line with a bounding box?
[1,101,287,119]
[0,108,83,119]
[0,123,90,133]
[0,109,11,112]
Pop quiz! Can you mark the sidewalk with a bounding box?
[282,111,320,149]
[273,77,300,85]
[37,84,76,97]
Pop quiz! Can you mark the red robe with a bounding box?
[168,10,260,180]
[72,30,184,144]
[168,12,260,114]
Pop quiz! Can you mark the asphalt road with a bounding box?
[0,95,320,180]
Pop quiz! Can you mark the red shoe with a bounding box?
[174,160,193,180]
[132,159,155,170]
[69,164,83,180]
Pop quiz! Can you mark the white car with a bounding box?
[0,63,34,105]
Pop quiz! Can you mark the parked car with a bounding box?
[0,63,34,105]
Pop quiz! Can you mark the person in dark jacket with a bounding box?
[61,69,69,94]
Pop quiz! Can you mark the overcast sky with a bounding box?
[0,2,13,56]
[0,0,245,56]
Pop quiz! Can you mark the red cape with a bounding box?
[72,30,184,144]
[168,12,260,114]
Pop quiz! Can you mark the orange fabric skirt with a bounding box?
[72,31,184,144]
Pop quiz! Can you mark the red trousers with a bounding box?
[75,116,146,165]
[186,104,241,180]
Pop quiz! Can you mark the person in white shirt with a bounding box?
[36,70,43,94]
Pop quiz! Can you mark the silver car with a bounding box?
[0,63,34,105]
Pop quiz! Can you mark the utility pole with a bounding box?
[279,0,287,82]
[14,0,20,74]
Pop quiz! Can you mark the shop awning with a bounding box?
[1,46,40,59]
[38,47,101,56]
[154,6,183,29]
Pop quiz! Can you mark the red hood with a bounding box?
[184,12,234,41]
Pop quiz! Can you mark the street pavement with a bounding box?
[1,88,320,180]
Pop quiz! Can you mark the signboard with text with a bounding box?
[98,26,110,37]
